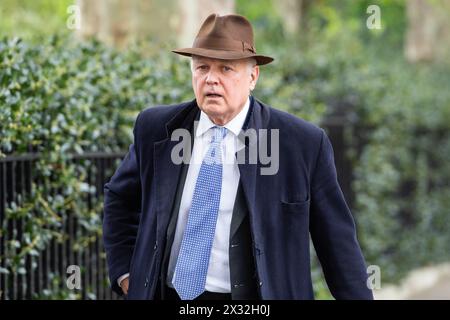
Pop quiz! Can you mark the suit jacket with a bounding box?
[103,97,374,300]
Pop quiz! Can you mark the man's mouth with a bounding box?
[205,93,222,98]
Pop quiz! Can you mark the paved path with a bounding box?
[407,273,450,300]
[374,263,450,300]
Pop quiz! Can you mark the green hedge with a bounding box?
[0,36,194,299]
[0,36,195,156]
[350,56,450,283]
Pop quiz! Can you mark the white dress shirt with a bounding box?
[167,98,249,293]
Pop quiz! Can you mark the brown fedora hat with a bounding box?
[172,13,274,65]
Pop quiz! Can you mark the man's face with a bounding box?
[191,56,259,125]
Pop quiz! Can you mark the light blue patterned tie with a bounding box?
[173,126,228,300]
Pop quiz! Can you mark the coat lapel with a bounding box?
[232,97,270,241]
[153,101,199,238]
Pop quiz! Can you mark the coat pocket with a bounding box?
[280,199,310,215]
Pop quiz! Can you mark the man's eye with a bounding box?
[223,66,232,71]
[197,65,208,70]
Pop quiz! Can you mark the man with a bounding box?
[103,13,373,300]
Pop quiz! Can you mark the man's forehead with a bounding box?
[191,56,241,65]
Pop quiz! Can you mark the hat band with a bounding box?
[193,36,256,54]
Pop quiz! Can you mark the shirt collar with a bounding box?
[196,97,250,138]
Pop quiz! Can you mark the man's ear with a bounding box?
[250,65,259,91]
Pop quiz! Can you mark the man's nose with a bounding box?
[205,70,219,84]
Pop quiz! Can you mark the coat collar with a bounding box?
[164,99,200,137]
[163,96,270,138]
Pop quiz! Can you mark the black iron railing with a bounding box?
[0,152,125,300]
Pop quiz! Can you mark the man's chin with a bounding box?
[202,107,232,125]
[201,103,225,114]
[203,98,223,105]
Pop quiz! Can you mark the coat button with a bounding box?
[259,281,263,287]
[153,241,158,250]
[144,277,149,287]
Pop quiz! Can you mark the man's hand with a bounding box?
[120,277,129,295]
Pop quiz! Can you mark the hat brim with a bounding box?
[172,47,274,65]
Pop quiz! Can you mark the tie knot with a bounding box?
[211,126,227,143]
